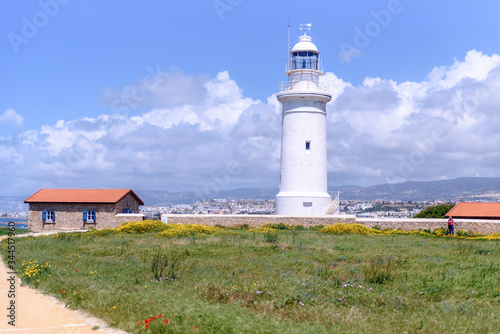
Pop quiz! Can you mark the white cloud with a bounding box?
[327,50,500,186]
[3,51,500,196]
[132,71,257,133]
[100,68,212,115]
[426,50,500,88]
[132,105,201,129]
[0,109,24,128]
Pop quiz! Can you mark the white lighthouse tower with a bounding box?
[276,25,333,215]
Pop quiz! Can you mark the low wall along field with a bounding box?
[162,215,356,229]
[358,218,500,235]
[163,215,500,235]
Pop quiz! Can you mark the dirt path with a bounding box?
[0,232,128,334]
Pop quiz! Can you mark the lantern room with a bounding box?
[280,27,326,92]
[287,33,324,74]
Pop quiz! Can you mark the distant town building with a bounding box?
[348,202,374,212]
[446,202,500,219]
[24,189,144,231]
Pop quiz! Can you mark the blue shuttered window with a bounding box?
[42,210,55,221]
[83,210,96,222]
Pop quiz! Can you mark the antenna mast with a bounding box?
[288,17,291,54]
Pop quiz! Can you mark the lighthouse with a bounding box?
[276,25,333,215]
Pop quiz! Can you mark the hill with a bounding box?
[0,196,29,213]
[3,177,500,210]
[337,177,500,202]
[135,187,279,206]
[136,177,500,205]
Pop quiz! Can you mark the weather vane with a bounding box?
[300,23,312,35]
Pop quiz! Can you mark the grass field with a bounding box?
[2,222,499,333]
[0,226,31,236]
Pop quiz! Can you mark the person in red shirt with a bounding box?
[447,217,454,235]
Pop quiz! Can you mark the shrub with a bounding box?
[433,227,449,236]
[248,227,278,233]
[321,223,382,235]
[474,248,492,255]
[85,227,116,237]
[479,232,500,240]
[18,260,51,287]
[362,255,397,284]
[264,223,288,230]
[316,223,499,240]
[158,224,235,239]
[115,220,168,233]
[456,230,484,238]
[264,230,278,243]
[414,204,455,218]
[150,249,188,281]
[260,223,304,230]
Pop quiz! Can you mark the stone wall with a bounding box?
[162,215,500,234]
[28,207,500,234]
[358,218,500,235]
[162,214,356,228]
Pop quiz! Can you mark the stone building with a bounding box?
[25,189,145,231]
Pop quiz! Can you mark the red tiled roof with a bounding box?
[446,202,500,218]
[24,189,144,205]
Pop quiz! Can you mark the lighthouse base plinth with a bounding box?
[276,192,331,215]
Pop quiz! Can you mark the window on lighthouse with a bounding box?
[305,141,311,152]
[292,52,319,70]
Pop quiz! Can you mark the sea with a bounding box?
[0,218,28,229]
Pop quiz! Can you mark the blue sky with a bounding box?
[2,0,500,197]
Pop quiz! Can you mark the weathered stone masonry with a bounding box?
[163,215,500,235]
[358,218,500,235]
[28,193,143,231]
[164,214,356,228]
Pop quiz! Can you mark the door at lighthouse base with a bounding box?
[303,202,313,215]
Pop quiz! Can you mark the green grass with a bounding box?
[2,228,499,333]
[0,226,31,236]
